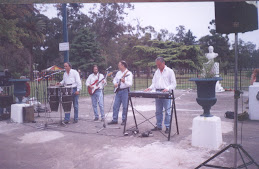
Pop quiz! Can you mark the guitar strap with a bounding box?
[122,70,129,80]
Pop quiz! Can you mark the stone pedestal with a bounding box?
[11,104,30,123]
[192,116,222,149]
[249,82,259,120]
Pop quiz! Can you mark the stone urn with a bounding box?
[189,77,222,117]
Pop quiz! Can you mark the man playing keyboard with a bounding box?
[144,57,177,133]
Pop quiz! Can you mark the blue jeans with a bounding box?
[65,88,79,121]
[91,89,104,119]
[112,88,129,122]
[155,98,172,128]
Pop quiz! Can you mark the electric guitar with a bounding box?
[114,74,130,93]
[88,72,113,95]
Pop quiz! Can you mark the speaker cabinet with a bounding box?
[215,1,258,34]
[23,106,35,123]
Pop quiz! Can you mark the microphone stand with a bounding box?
[97,70,120,133]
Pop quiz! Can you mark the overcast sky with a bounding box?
[42,2,259,49]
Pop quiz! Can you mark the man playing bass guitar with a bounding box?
[108,61,133,126]
[86,65,107,121]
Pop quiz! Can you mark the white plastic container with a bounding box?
[249,82,259,120]
[11,104,30,123]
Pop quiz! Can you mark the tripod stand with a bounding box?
[96,89,120,133]
[38,85,69,130]
[196,33,258,168]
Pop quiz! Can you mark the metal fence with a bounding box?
[27,68,253,103]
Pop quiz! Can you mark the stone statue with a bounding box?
[202,46,225,92]
[206,46,218,62]
[202,46,217,78]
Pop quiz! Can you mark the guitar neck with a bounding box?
[96,73,110,85]
[96,77,105,85]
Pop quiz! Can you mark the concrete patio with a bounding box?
[0,89,258,169]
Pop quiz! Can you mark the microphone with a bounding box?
[106,66,112,71]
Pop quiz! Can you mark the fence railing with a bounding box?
[28,68,253,103]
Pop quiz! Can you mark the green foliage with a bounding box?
[235,39,257,69]
[133,40,203,70]
[37,17,63,70]
[70,27,105,72]
[0,4,41,77]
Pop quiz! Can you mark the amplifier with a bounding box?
[23,106,34,123]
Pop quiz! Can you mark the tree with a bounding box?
[38,17,63,70]
[172,26,196,45]
[133,40,203,77]
[183,29,197,45]
[90,3,133,45]
[250,49,259,69]
[70,27,105,73]
[0,4,42,77]
[0,4,35,48]
[20,13,46,78]
[173,25,186,43]
[235,40,256,69]
[89,3,134,66]
[156,29,169,41]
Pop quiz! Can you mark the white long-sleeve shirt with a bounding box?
[149,66,177,91]
[60,69,82,91]
[85,73,106,90]
[113,69,133,89]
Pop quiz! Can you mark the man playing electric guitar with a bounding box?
[108,61,133,126]
[86,65,107,121]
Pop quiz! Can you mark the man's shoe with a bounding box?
[151,126,162,131]
[121,121,126,126]
[108,120,118,125]
[73,120,78,123]
[101,118,105,122]
[94,117,99,121]
[64,121,69,124]
[165,128,170,134]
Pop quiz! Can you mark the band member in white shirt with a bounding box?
[57,62,82,123]
[145,57,177,133]
[86,65,106,121]
[108,61,133,125]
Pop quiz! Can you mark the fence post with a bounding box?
[134,70,136,91]
[146,70,148,88]
[239,69,242,90]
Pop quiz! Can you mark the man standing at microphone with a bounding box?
[57,62,82,123]
[108,61,133,126]
[86,65,106,121]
